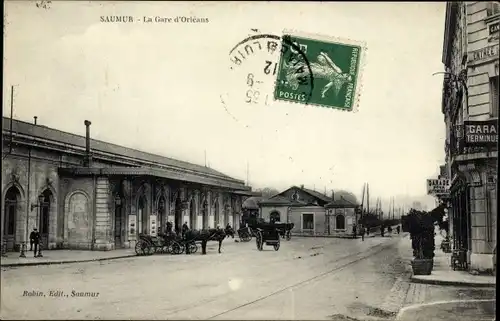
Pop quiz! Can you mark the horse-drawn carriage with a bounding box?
[135,233,198,256]
[255,224,280,251]
[238,215,294,243]
[135,226,234,256]
[236,226,253,242]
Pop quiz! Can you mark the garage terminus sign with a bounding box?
[464,120,498,147]
[426,179,450,196]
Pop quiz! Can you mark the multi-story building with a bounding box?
[441,2,498,273]
[2,117,252,252]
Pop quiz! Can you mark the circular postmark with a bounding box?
[224,32,314,110]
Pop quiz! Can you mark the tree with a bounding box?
[254,187,280,198]
[334,190,359,205]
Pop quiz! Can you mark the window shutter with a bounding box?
[491,77,499,118]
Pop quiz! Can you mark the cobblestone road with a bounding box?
[0,235,495,320]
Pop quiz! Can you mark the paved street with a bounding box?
[1,235,495,320]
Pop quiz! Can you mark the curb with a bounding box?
[1,254,137,268]
[395,299,496,320]
[410,275,496,288]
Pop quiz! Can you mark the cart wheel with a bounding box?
[135,240,147,256]
[171,242,183,255]
[188,242,198,254]
[256,231,263,251]
[145,243,154,256]
[245,235,252,242]
[274,238,280,251]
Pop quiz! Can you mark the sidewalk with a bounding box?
[1,238,242,268]
[410,234,496,288]
[1,248,136,267]
[395,299,496,321]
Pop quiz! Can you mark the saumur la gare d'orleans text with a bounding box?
[99,15,209,23]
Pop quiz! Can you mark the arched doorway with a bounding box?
[214,200,220,228]
[224,204,229,227]
[202,200,208,229]
[189,198,196,230]
[39,189,52,247]
[157,196,166,234]
[270,211,281,223]
[114,194,124,248]
[174,195,182,234]
[137,195,148,236]
[3,186,20,251]
[336,215,345,230]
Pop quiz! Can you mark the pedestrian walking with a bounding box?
[380,226,385,237]
[352,224,357,239]
[359,225,365,241]
[396,225,401,234]
[29,227,37,251]
[31,228,41,257]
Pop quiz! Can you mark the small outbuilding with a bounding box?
[324,197,360,237]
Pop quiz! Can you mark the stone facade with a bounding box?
[441,2,498,273]
[1,117,251,252]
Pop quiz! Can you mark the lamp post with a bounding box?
[432,70,469,114]
[26,194,45,258]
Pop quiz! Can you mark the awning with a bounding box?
[58,166,251,191]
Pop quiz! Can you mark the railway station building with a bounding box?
[1,117,252,252]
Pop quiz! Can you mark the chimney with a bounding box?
[33,116,38,125]
[84,120,92,167]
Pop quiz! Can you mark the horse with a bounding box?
[184,226,234,255]
[275,223,294,240]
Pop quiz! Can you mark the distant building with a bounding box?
[441,2,498,272]
[258,185,361,238]
[324,197,359,237]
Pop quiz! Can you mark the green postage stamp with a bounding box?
[274,30,366,112]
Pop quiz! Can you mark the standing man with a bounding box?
[182,222,189,238]
[166,221,173,234]
[31,228,41,257]
[359,225,366,241]
[29,227,37,251]
[352,224,357,239]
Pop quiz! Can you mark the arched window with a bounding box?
[336,215,345,230]
[270,211,280,223]
[4,186,20,236]
[40,189,52,236]
[189,197,196,230]
[138,196,147,234]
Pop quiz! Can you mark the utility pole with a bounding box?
[360,183,366,212]
[392,197,395,220]
[9,85,14,154]
[366,183,370,215]
[246,161,249,186]
[204,150,207,167]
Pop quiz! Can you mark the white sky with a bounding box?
[3,1,446,204]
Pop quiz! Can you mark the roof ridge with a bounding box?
[3,117,240,182]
